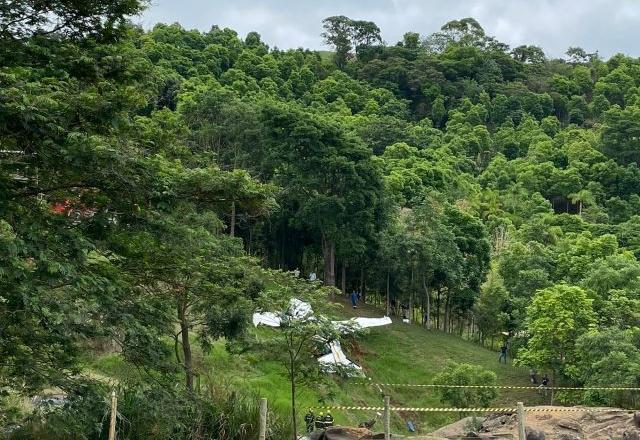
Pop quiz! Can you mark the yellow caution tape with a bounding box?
[310,406,636,413]
[355,382,640,391]
[311,406,385,411]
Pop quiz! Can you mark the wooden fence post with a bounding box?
[259,398,267,440]
[108,390,117,440]
[517,401,526,440]
[384,395,391,440]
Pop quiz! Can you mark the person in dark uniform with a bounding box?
[498,343,508,363]
[304,409,315,432]
[315,412,325,430]
[539,374,550,396]
[323,411,334,429]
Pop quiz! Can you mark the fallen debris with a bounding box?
[252,298,391,372]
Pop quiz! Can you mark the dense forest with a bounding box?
[2,1,640,438]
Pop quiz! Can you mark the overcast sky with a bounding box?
[138,0,640,59]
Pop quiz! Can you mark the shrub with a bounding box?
[9,382,292,440]
[433,362,499,410]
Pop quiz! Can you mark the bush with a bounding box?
[433,362,499,410]
[8,382,109,440]
[8,381,292,440]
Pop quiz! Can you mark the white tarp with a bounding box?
[252,298,313,327]
[317,340,362,371]
[289,298,313,319]
[351,316,392,328]
[252,311,281,327]
[333,316,392,331]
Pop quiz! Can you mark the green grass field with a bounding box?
[90,296,542,435]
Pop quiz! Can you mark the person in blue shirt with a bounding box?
[498,343,508,363]
[350,290,358,308]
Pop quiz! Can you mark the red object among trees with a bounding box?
[50,200,72,214]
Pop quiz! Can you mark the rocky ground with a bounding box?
[304,407,640,439]
[428,406,640,440]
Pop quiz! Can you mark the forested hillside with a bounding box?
[2,2,640,438]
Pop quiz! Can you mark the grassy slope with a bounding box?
[90,297,541,436]
[205,297,541,435]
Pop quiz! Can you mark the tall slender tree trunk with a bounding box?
[178,299,193,392]
[230,200,236,237]
[363,275,367,303]
[409,266,414,322]
[409,290,413,324]
[321,232,336,286]
[471,315,475,340]
[280,227,285,269]
[386,271,390,316]
[341,262,346,295]
[360,267,365,302]
[444,294,451,333]
[290,355,297,439]
[422,275,430,330]
[436,290,441,330]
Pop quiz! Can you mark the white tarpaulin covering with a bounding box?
[289,298,313,319]
[317,340,362,371]
[333,316,392,331]
[351,316,392,328]
[252,311,281,327]
[252,298,313,327]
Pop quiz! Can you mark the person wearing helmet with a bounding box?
[324,410,334,429]
[304,409,315,433]
[315,412,325,430]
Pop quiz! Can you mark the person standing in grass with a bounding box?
[498,343,508,363]
[350,290,358,308]
[539,374,549,396]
